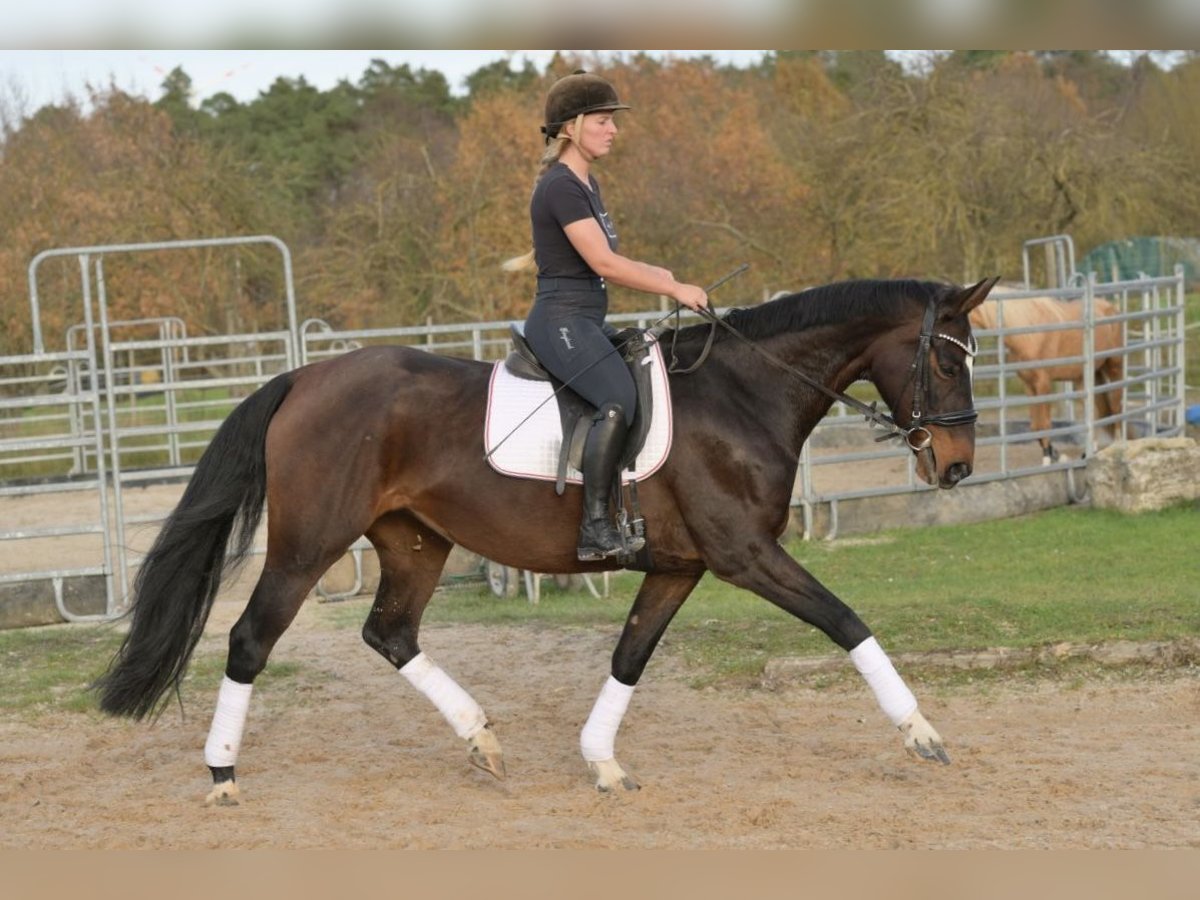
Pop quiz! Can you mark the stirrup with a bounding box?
[577,545,623,562]
[617,507,645,555]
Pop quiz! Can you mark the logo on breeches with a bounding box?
[558,327,575,351]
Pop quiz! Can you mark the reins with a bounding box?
[679,288,978,451]
[665,264,749,374]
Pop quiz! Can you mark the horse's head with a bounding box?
[869,277,999,488]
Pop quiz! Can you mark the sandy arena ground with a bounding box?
[1,595,1197,849]
[3,437,1196,849]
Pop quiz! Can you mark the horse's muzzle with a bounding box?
[941,461,972,487]
[914,444,972,488]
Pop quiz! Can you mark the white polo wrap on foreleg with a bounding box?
[399,652,487,740]
[580,675,636,762]
[850,636,918,727]
[204,676,254,768]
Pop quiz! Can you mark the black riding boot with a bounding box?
[577,403,630,561]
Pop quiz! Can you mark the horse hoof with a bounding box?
[467,725,506,780]
[899,709,951,765]
[205,781,240,807]
[907,742,952,765]
[589,758,640,793]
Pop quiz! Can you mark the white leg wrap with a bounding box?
[580,675,635,762]
[849,636,918,727]
[204,676,254,768]
[399,652,486,740]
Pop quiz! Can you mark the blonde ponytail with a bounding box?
[502,115,585,274]
[502,250,536,273]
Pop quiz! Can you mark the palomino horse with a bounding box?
[969,295,1124,463]
[96,277,997,805]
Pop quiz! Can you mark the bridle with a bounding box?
[680,292,979,455]
[900,295,979,452]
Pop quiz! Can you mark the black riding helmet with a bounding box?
[541,70,631,142]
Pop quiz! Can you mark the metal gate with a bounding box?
[1,236,298,622]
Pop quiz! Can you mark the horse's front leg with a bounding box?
[580,571,702,792]
[712,541,949,764]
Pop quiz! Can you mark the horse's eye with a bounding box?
[936,360,960,379]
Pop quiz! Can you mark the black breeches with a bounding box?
[524,292,635,426]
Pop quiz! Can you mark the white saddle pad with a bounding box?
[484,337,673,485]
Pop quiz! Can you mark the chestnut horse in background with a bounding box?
[970,294,1124,463]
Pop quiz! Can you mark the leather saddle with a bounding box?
[505,323,657,496]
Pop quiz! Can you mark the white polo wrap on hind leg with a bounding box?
[204,676,254,768]
[400,652,486,740]
[850,636,918,727]
[580,675,635,762]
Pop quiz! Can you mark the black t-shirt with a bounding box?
[530,163,618,279]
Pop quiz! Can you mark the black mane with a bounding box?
[667,278,948,347]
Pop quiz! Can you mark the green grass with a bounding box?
[0,622,301,719]
[0,626,126,715]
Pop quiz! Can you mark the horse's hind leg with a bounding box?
[1025,372,1059,464]
[360,512,505,780]
[205,559,342,806]
[1095,358,1124,448]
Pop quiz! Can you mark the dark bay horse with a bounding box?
[96,276,997,804]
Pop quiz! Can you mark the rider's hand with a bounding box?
[673,283,709,311]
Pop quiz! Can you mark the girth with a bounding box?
[505,323,656,496]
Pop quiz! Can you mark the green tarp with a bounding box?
[1080,236,1200,285]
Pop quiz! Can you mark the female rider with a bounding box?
[507,70,709,561]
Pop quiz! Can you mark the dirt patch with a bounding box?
[1,598,1197,849]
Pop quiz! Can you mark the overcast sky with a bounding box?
[0,48,1186,119]
[0,50,777,113]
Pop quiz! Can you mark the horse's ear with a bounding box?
[944,276,1000,319]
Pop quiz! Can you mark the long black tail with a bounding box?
[95,371,295,719]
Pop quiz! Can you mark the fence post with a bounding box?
[1174,265,1187,431]
[94,258,130,606]
[1083,273,1097,459]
